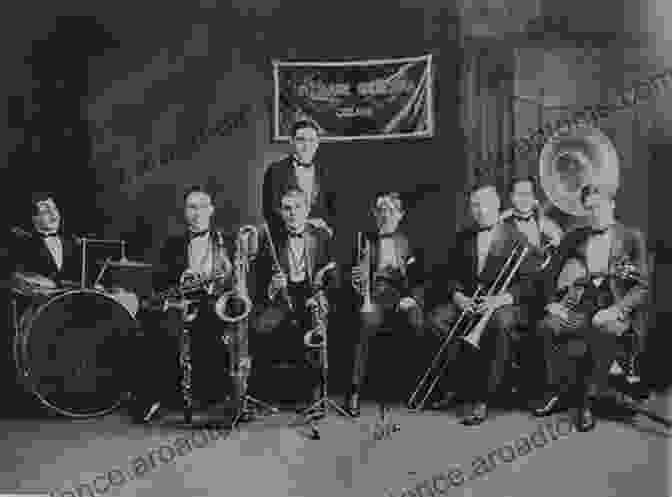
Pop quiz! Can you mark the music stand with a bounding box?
[292,303,355,440]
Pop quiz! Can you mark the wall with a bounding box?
[2,1,464,269]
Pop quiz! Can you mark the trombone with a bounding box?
[407,239,531,411]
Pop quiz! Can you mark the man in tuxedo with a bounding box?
[252,187,339,410]
[532,184,649,431]
[345,191,426,417]
[11,193,79,284]
[133,185,237,423]
[428,182,535,425]
[501,176,563,250]
[262,120,336,238]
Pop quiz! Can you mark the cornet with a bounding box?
[353,232,375,313]
[215,225,257,323]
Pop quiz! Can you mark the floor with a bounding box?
[0,393,670,497]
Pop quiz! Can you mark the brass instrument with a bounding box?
[304,261,336,348]
[353,232,375,313]
[407,237,531,411]
[539,124,619,218]
[215,225,257,323]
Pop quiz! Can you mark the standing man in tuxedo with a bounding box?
[11,192,79,284]
[262,120,336,238]
[428,182,536,425]
[345,191,426,417]
[532,184,649,431]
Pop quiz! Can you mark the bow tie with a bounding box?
[39,232,59,239]
[588,226,610,236]
[294,160,313,169]
[378,232,395,239]
[188,230,210,240]
[477,225,494,233]
[288,231,304,238]
[513,213,535,222]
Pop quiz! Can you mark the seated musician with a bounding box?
[501,176,563,250]
[428,182,536,425]
[11,192,79,289]
[345,191,426,417]
[251,187,339,411]
[532,184,649,432]
[132,184,237,422]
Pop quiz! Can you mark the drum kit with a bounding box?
[8,236,152,418]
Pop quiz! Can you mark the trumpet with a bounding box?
[407,239,531,411]
[215,225,257,323]
[353,232,375,313]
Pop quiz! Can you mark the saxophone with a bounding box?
[304,262,336,348]
[214,225,257,323]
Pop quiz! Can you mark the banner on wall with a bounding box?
[273,54,434,141]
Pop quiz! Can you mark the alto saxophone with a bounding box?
[304,262,336,348]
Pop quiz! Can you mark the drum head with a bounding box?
[16,290,137,418]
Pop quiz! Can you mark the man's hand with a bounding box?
[592,306,624,327]
[546,302,570,321]
[268,272,288,299]
[453,291,473,312]
[473,293,513,314]
[307,217,333,236]
[398,297,417,311]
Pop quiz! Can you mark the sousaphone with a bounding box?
[539,125,620,217]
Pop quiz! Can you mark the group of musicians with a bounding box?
[6,119,649,433]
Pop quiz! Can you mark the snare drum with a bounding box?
[14,289,138,418]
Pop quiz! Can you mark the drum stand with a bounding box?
[292,332,355,440]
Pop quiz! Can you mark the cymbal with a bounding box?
[105,258,153,269]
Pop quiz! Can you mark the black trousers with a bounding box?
[134,297,237,409]
[429,302,528,403]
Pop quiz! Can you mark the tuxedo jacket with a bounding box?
[262,156,336,234]
[153,230,234,292]
[253,224,339,306]
[11,231,79,283]
[438,222,536,307]
[352,230,427,308]
[541,222,649,334]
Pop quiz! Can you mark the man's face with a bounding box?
[279,192,309,232]
[33,198,60,233]
[470,186,500,228]
[510,180,537,214]
[184,191,214,232]
[583,190,615,227]
[292,126,319,164]
[373,198,404,234]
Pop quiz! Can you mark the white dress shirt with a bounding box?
[188,233,214,276]
[293,161,315,205]
[585,227,613,285]
[514,217,541,248]
[377,237,399,271]
[288,233,307,282]
[43,234,63,270]
[476,228,495,275]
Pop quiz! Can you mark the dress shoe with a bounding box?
[461,402,487,426]
[576,406,597,432]
[533,393,560,417]
[345,393,361,417]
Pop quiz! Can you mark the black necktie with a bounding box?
[378,233,395,239]
[39,232,59,239]
[294,159,313,169]
[188,230,210,241]
[477,225,494,233]
[288,231,304,238]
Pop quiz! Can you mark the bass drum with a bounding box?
[14,289,138,418]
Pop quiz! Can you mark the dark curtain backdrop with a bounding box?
[459,39,517,227]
